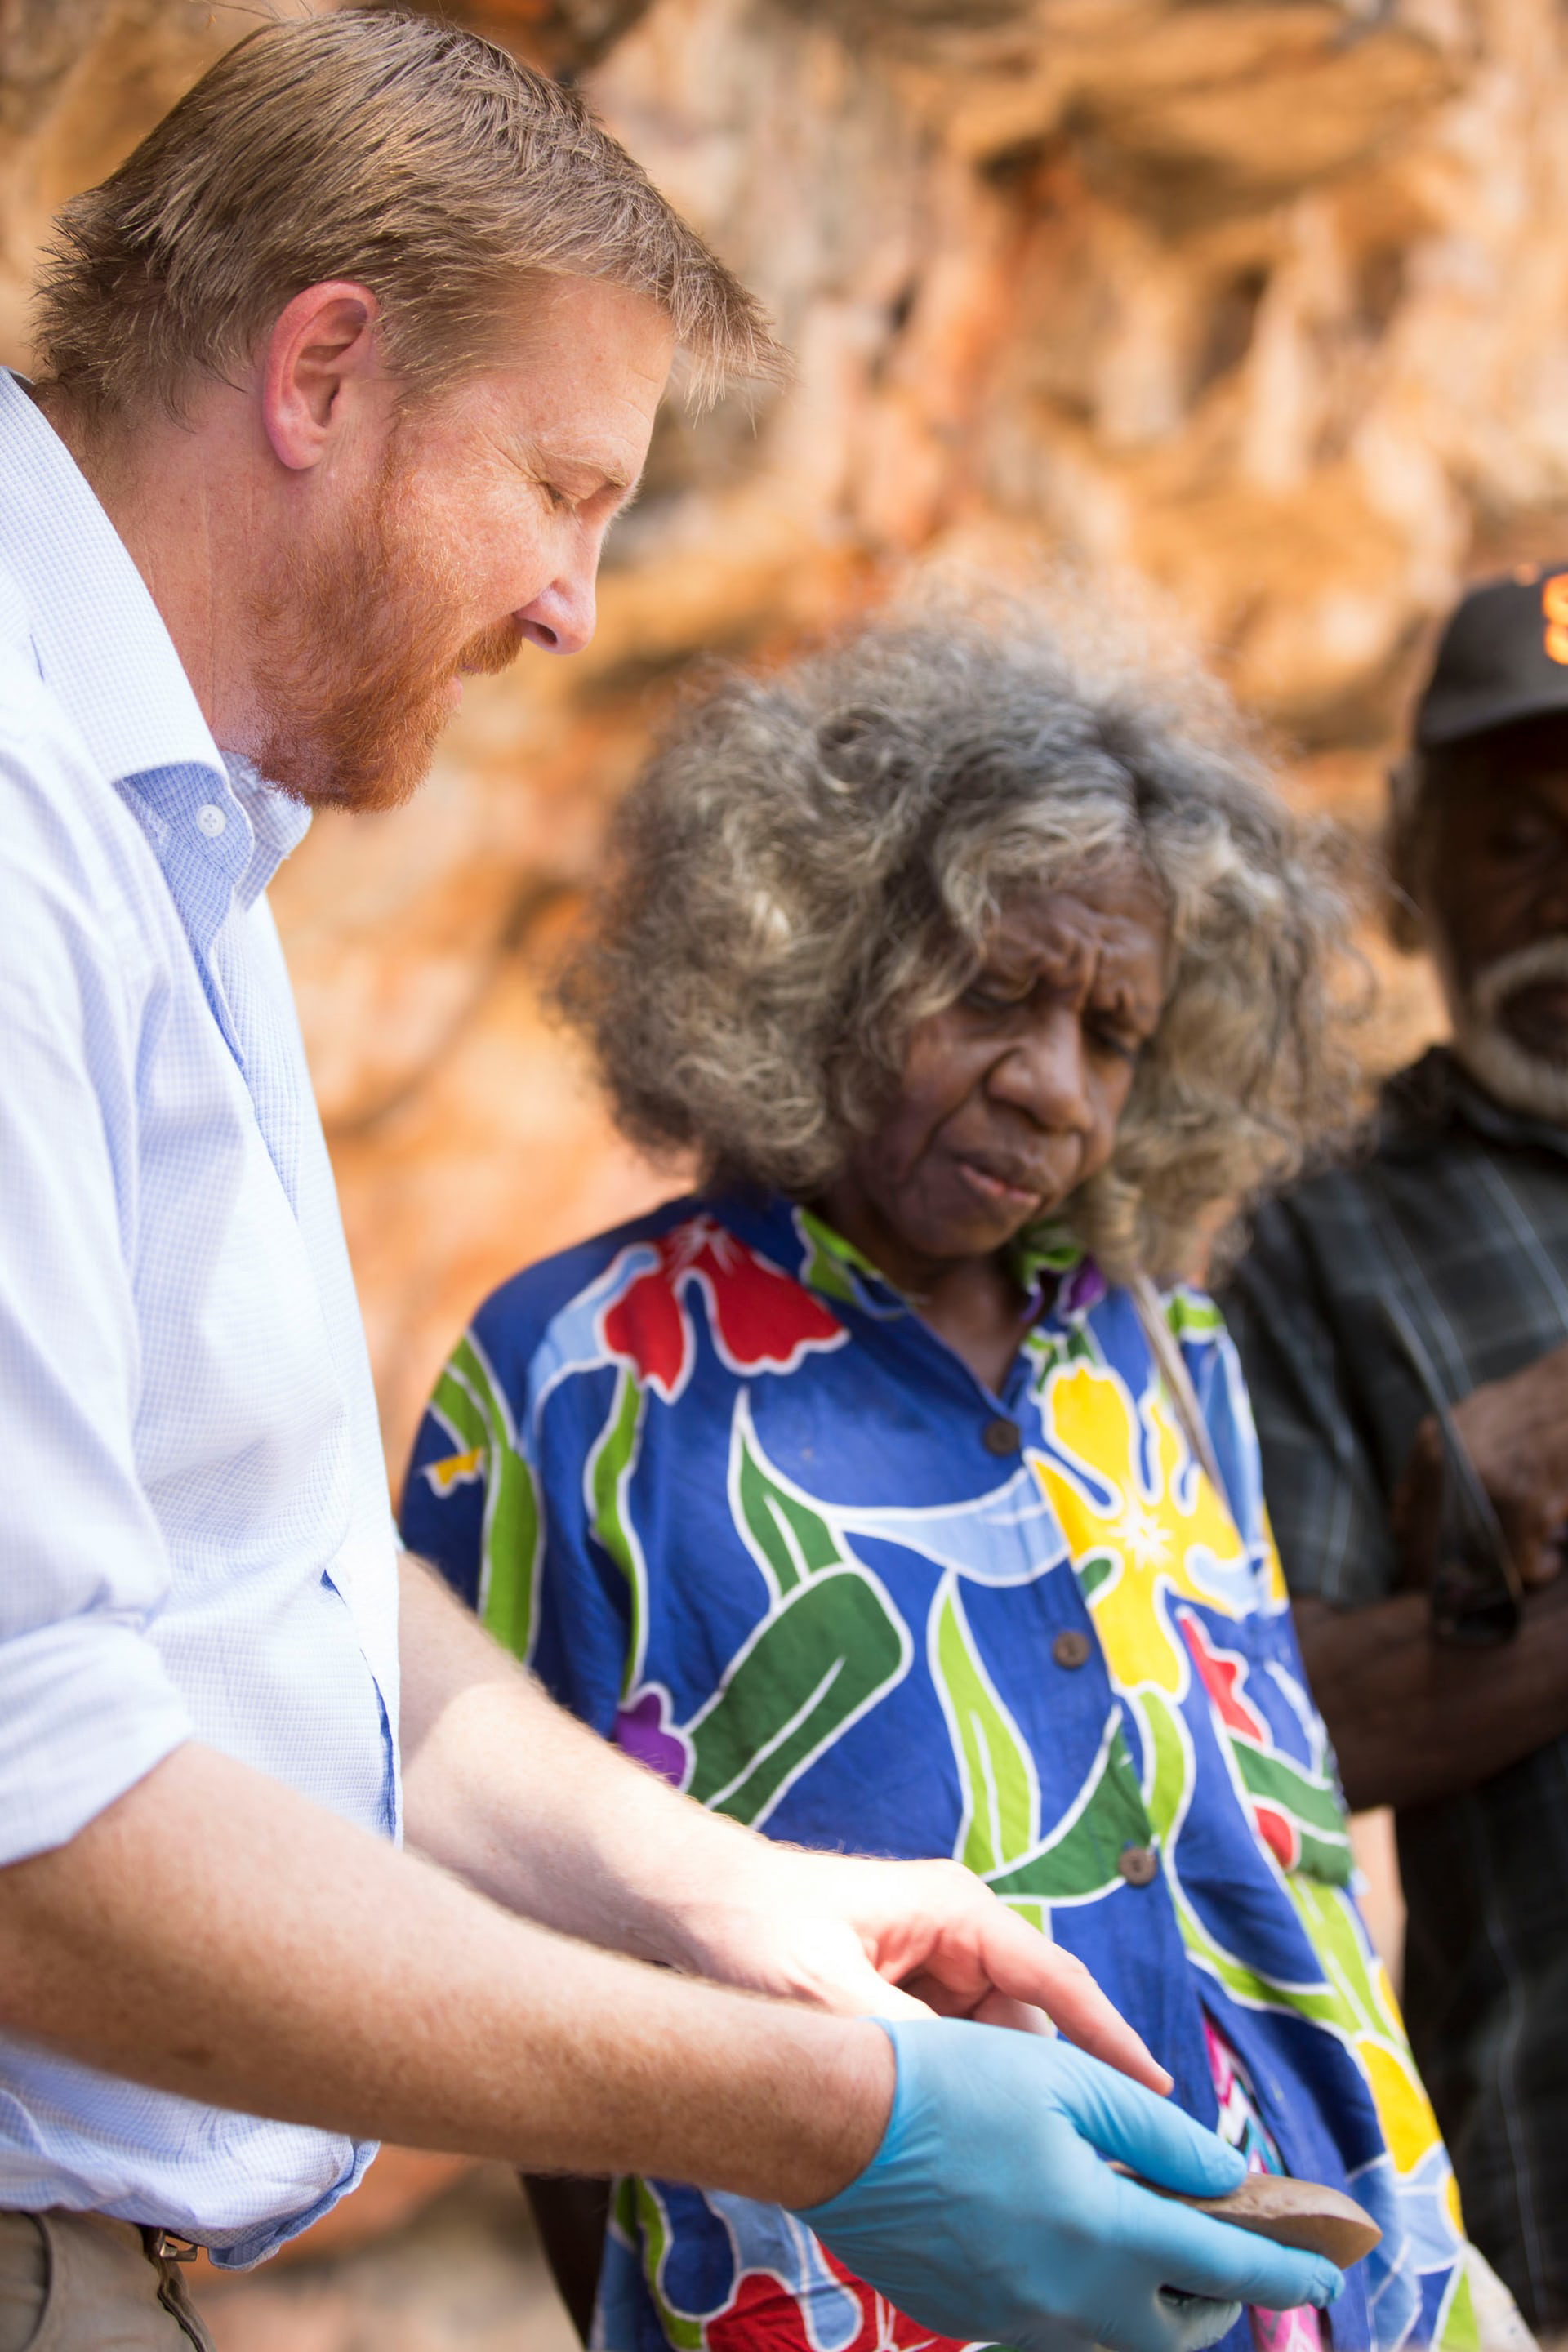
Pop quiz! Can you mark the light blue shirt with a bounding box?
[0,372,401,2264]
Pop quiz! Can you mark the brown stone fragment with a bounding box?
[1117,2166,1381,2268]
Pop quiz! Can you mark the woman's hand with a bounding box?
[666,1838,1172,2093]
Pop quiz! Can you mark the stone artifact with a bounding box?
[1116,2165,1383,2269]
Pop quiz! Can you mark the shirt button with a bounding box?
[982,1415,1021,1457]
[195,803,227,837]
[1118,1844,1159,1888]
[1053,1628,1092,1670]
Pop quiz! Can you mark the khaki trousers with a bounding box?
[0,2212,214,2352]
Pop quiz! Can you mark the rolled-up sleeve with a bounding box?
[0,734,191,1863]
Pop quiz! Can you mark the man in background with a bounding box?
[1224,569,1568,2336]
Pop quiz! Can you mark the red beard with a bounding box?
[246,452,522,814]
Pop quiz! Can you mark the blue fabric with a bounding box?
[404,1191,1477,2352]
[0,371,400,2264]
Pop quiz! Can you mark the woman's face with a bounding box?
[828,866,1169,1279]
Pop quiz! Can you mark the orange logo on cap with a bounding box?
[1544,573,1568,665]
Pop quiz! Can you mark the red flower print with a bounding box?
[599,1216,844,1404]
[707,2250,977,2352]
[1252,1802,1298,1871]
[1180,1614,1299,1869]
[1180,1612,1267,1742]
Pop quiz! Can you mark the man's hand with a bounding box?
[1294,1581,1568,1811]
[800,2020,1343,2352]
[0,1743,1341,2348]
[662,1839,1172,2091]
[401,1558,1166,2092]
[1392,1338,1568,1588]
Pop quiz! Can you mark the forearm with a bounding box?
[399,1554,775,1968]
[398,1558,1170,2087]
[1295,1580,1568,1810]
[0,1739,889,2208]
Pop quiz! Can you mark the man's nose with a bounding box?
[989,1010,1093,1129]
[516,560,597,657]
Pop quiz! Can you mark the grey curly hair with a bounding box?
[559,615,1358,1281]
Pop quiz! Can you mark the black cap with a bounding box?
[1416,566,1568,749]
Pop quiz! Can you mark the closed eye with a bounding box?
[962,976,1032,1014]
[1090,1022,1143,1062]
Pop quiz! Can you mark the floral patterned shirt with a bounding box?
[403,1191,1477,2352]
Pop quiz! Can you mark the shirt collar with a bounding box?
[719,1192,1085,1321]
[0,372,310,929]
[0,371,226,786]
[1382,1042,1568,1164]
[225,752,312,910]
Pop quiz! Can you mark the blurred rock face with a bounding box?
[10,0,1557,1464]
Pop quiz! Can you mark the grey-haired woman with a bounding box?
[406,614,1506,2352]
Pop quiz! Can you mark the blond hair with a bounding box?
[33,8,782,421]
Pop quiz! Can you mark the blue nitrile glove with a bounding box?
[796,2020,1345,2352]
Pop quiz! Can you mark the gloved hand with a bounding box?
[795,2019,1345,2352]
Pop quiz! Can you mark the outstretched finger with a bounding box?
[969,1902,1172,2092]
[1047,2042,1247,2200]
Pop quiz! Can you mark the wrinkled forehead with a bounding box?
[986,859,1168,947]
[982,864,1171,996]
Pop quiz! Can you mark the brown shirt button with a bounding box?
[1118,1844,1159,1888]
[1052,1628,1092,1670]
[982,1415,1021,1457]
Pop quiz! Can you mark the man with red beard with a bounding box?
[0,13,1341,2352]
[1225,568,1568,2342]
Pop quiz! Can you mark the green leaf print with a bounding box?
[1286,1872,1417,2048]
[1164,1290,1223,1343]
[686,1566,912,1824]
[929,1575,1154,1908]
[1140,1688,1194,1846]
[1131,1688,1348,2016]
[1024,1322,1098,1382]
[930,1574,1039,1875]
[631,2180,706,2352]
[430,1336,542,1664]
[1232,1742,1352,1886]
[792,1205,882,1307]
[988,1712,1154,1907]
[1436,2257,1481,2352]
[1147,1776,1363,2038]
[1077,1551,1116,1601]
[589,1365,651,1699]
[734,1428,848,1596]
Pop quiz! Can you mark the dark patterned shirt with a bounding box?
[1223,1047,1568,2332]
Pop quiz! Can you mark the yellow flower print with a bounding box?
[1034,1362,1252,1695]
[422,1445,483,1497]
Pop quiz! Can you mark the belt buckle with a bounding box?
[150,2231,201,2265]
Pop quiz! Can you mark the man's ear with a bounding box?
[261,280,384,471]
